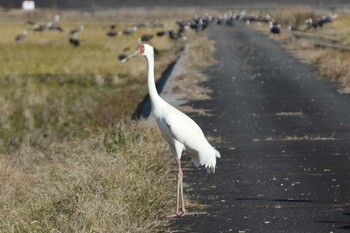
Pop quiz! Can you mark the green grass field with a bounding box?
[0,18,181,152]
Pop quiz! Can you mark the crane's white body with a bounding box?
[144,44,220,172]
[122,43,220,216]
[154,101,220,172]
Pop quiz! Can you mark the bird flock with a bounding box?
[305,13,338,29]
[15,14,85,46]
[14,12,235,47]
[15,11,338,48]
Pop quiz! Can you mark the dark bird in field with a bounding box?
[69,33,80,47]
[305,18,324,29]
[168,30,179,40]
[69,37,80,47]
[141,34,153,42]
[48,22,64,32]
[153,20,164,28]
[70,25,84,34]
[287,25,296,31]
[226,17,235,26]
[118,54,128,61]
[136,23,146,28]
[176,20,189,30]
[269,21,281,34]
[15,30,27,42]
[32,23,47,32]
[106,30,118,37]
[168,29,187,41]
[26,20,36,25]
[48,15,64,32]
[321,13,338,24]
[191,17,209,32]
[123,26,137,35]
[156,31,166,37]
[106,24,119,37]
[305,13,337,30]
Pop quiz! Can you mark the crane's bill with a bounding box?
[120,46,141,63]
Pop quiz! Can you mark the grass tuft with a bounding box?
[0,120,173,232]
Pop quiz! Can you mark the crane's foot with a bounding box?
[180,208,188,216]
[175,210,186,217]
[166,209,188,218]
[166,213,180,218]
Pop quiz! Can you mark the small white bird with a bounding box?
[121,44,220,217]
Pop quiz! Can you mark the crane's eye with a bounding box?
[140,45,145,54]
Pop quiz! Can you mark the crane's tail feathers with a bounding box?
[191,146,220,174]
[215,148,221,158]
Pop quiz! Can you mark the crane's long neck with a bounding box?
[145,54,162,107]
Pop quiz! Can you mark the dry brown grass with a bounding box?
[0,120,174,232]
[282,10,350,92]
[287,36,350,93]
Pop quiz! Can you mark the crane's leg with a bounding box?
[167,158,187,218]
[180,169,187,215]
[176,158,187,217]
[176,165,181,216]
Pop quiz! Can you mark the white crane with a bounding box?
[121,44,220,217]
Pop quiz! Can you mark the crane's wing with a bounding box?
[161,105,208,152]
[154,102,220,173]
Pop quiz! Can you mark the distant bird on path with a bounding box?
[305,18,324,29]
[121,44,220,217]
[269,21,281,34]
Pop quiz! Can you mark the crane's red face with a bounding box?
[120,44,145,63]
[139,44,145,55]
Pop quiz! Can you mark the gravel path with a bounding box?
[170,23,350,233]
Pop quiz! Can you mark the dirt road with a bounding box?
[170,23,350,232]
